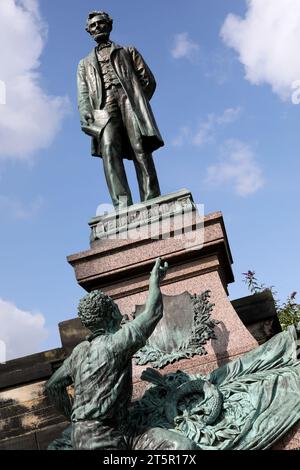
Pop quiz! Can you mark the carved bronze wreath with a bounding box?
[134,290,218,369]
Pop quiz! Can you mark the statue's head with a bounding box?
[85,11,113,44]
[78,290,122,333]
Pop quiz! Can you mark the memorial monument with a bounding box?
[43,10,300,451]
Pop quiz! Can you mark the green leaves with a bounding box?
[242,271,300,331]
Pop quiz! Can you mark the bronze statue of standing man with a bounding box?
[77,11,164,209]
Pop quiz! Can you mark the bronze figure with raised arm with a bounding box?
[46,258,198,450]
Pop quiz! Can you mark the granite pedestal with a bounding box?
[67,190,258,397]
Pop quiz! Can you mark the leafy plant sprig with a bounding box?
[242,271,300,330]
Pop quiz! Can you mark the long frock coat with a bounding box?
[77,42,164,159]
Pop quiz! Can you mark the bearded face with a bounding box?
[88,15,112,44]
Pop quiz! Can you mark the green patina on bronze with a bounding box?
[128,325,300,449]
[48,324,300,450]
[134,291,218,369]
[46,258,197,450]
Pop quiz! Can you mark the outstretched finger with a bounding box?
[152,257,161,271]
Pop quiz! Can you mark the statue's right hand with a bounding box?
[150,257,168,287]
[82,112,94,126]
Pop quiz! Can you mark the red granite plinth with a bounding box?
[68,209,258,395]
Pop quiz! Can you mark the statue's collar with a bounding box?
[88,42,121,60]
[97,40,112,51]
[86,329,106,342]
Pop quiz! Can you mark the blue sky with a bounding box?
[1,0,300,359]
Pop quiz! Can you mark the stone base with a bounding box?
[89,188,198,245]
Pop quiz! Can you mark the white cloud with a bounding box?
[0,298,48,361]
[0,194,43,220]
[221,0,300,100]
[215,107,241,125]
[0,0,70,160]
[205,140,265,196]
[173,107,241,147]
[192,114,215,146]
[0,80,6,105]
[204,49,235,85]
[171,33,200,61]
[193,107,241,146]
[172,126,191,147]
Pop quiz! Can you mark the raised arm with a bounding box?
[111,258,168,360]
[132,257,168,339]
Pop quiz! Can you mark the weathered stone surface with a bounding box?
[68,210,232,294]
[89,189,197,244]
[0,363,52,390]
[35,421,70,450]
[272,421,300,450]
[0,395,50,421]
[232,290,278,323]
[0,431,38,450]
[0,405,65,440]
[232,290,282,344]
[0,421,70,450]
[0,348,64,390]
[59,318,89,356]
[0,379,66,447]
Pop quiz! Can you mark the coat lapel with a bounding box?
[87,48,101,76]
[86,43,121,74]
[110,42,122,57]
